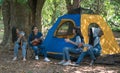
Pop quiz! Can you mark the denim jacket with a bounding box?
[28,32,43,46]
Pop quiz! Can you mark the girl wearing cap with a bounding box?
[58,27,84,66]
[12,27,27,61]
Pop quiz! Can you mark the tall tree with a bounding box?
[1,0,29,49]
[65,0,81,12]
[1,0,46,49]
[28,0,45,31]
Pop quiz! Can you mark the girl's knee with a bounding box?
[14,43,19,48]
[64,47,69,51]
[32,46,38,51]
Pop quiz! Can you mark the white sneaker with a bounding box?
[44,57,50,62]
[90,60,95,66]
[23,57,26,61]
[63,61,71,66]
[13,57,17,61]
[35,56,39,60]
[58,60,65,65]
[71,62,79,67]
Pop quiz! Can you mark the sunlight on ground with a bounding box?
[62,66,119,73]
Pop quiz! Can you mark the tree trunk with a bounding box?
[1,0,12,48]
[1,0,46,50]
[28,0,37,25]
[65,0,81,12]
[28,0,45,31]
[1,0,30,49]
[35,0,45,31]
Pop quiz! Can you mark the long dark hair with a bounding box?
[31,25,37,34]
[88,28,94,46]
[73,27,83,40]
[31,25,38,40]
[12,27,18,43]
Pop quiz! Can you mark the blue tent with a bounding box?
[43,13,120,57]
[43,14,81,55]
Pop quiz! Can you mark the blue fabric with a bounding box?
[28,32,42,46]
[31,44,47,57]
[63,47,82,61]
[31,46,39,56]
[76,46,100,64]
[28,32,47,57]
[62,35,83,61]
[76,37,101,64]
[14,42,27,57]
[43,14,81,54]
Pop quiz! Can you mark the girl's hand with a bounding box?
[31,39,38,43]
[78,43,83,47]
[34,39,38,41]
[65,38,70,42]
[19,34,23,38]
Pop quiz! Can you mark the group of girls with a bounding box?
[58,26,103,66]
[12,26,50,62]
[12,25,103,66]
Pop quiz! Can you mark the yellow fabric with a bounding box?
[54,19,75,38]
[81,14,120,54]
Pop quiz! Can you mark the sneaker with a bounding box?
[44,57,50,62]
[63,61,71,66]
[13,57,17,61]
[90,60,95,66]
[58,60,65,65]
[71,63,79,67]
[35,56,39,60]
[23,57,26,61]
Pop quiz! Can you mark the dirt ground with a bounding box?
[0,31,120,73]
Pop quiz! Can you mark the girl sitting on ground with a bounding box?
[58,27,84,66]
[72,27,103,66]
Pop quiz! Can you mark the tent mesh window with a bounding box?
[55,21,74,38]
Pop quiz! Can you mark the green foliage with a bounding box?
[0,0,3,6]
[80,0,120,30]
[42,0,67,27]
[104,0,120,27]
[112,27,120,32]
[41,0,120,31]
[1,0,119,32]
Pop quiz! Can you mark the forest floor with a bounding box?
[0,31,120,73]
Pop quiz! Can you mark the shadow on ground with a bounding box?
[0,49,120,73]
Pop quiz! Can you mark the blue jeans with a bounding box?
[31,44,47,57]
[63,47,82,61]
[14,42,27,57]
[76,46,100,64]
